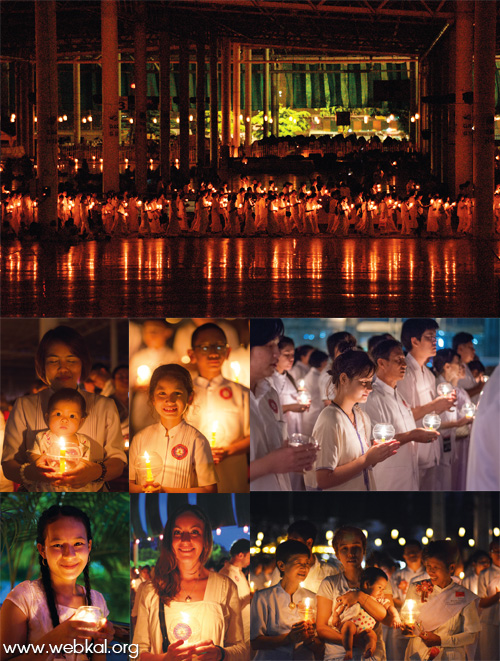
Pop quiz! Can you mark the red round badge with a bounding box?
[171,444,188,460]
[220,387,233,400]
[268,399,278,413]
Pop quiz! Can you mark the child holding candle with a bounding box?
[0,504,114,661]
[129,364,218,493]
[331,567,400,660]
[251,540,322,660]
[186,323,250,493]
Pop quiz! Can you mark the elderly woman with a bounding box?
[133,504,247,661]
[316,526,396,660]
[2,325,126,491]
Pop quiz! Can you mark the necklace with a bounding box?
[288,601,296,610]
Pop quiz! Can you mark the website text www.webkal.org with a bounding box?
[2,640,139,659]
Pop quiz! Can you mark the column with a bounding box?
[244,47,252,153]
[209,36,218,171]
[220,39,231,165]
[134,2,148,196]
[73,61,81,146]
[196,37,206,171]
[179,39,190,181]
[101,0,120,193]
[35,0,58,225]
[270,56,279,137]
[232,43,240,156]
[159,31,171,186]
[454,1,473,197]
[263,48,270,138]
[473,0,496,236]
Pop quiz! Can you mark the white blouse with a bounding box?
[133,574,246,661]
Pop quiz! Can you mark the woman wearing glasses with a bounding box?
[306,349,400,491]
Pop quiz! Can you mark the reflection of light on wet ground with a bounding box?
[1,237,499,317]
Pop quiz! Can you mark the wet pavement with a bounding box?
[2,236,499,318]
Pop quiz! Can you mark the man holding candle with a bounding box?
[452,333,485,404]
[363,339,439,491]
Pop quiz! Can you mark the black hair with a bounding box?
[250,319,284,348]
[37,505,93,628]
[432,349,459,375]
[90,362,109,373]
[360,566,388,593]
[423,540,459,567]
[404,539,422,552]
[47,388,87,417]
[330,349,375,388]
[452,332,474,352]
[191,322,227,349]
[112,364,129,378]
[367,334,396,356]
[294,345,314,365]
[332,526,367,554]
[148,364,194,410]
[287,520,317,545]
[371,339,403,366]
[401,319,439,353]
[275,540,311,576]
[230,538,250,556]
[326,332,356,359]
[278,336,295,351]
[468,359,486,374]
[309,349,328,369]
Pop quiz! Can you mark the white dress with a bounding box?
[129,420,218,489]
[476,564,500,661]
[308,404,375,491]
[5,579,108,661]
[133,574,246,661]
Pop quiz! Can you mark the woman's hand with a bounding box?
[336,591,360,609]
[92,620,115,644]
[412,429,439,444]
[161,639,200,661]
[419,631,441,647]
[47,618,96,646]
[56,459,102,489]
[432,394,456,414]
[455,416,473,427]
[26,454,61,483]
[365,440,399,466]
[192,640,224,661]
[210,447,229,464]
[275,444,318,473]
[144,481,163,493]
[400,623,415,636]
[286,622,310,644]
[284,403,309,413]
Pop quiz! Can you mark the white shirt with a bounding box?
[397,353,441,468]
[250,583,316,660]
[363,377,419,490]
[250,379,291,491]
[302,367,326,436]
[477,563,500,626]
[219,564,250,642]
[289,361,310,383]
[466,365,500,490]
[318,362,336,402]
[270,371,302,436]
[390,565,428,605]
[129,420,218,489]
[308,404,375,491]
[270,556,341,594]
[457,364,479,404]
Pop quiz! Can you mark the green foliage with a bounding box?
[1,493,130,623]
[252,106,311,140]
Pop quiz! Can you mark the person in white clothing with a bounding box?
[363,339,439,492]
[302,350,330,436]
[186,323,249,493]
[219,539,251,645]
[452,333,485,404]
[318,332,357,406]
[88,363,115,397]
[309,349,399,491]
[133,504,246,661]
[397,319,456,491]
[0,505,114,661]
[270,336,309,438]
[129,364,218,492]
[290,345,314,383]
[250,319,318,491]
[461,550,491,595]
[401,540,481,661]
[476,540,500,661]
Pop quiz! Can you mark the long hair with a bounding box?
[37,505,93,628]
[153,505,213,606]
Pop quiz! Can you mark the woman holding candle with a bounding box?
[129,364,218,493]
[0,504,114,661]
[270,336,309,437]
[133,504,246,661]
[2,325,126,492]
[307,350,399,491]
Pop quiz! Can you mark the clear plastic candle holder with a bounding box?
[134,451,163,490]
[168,611,201,646]
[460,402,476,419]
[298,598,316,622]
[296,389,311,406]
[372,423,396,443]
[45,439,82,474]
[423,413,441,431]
[289,433,319,449]
[437,382,454,397]
[72,606,106,631]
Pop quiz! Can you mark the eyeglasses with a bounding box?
[194,343,228,353]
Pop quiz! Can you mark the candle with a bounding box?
[407,599,415,625]
[73,606,105,631]
[304,597,311,621]
[211,421,218,448]
[137,364,152,386]
[372,423,395,443]
[59,438,66,474]
[423,413,441,431]
[144,451,154,484]
[460,402,476,419]
[230,361,241,383]
[297,390,310,406]
[250,581,255,594]
[297,379,305,391]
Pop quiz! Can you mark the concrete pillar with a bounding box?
[232,43,240,156]
[270,55,279,137]
[134,2,148,196]
[263,48,270,138]
[209,37,218,170]
[16,61,31,156]
[454,1,473,197]
[473,493,492,551]
[430,493,446,539]
[221,38,231,167]
[196,38,206,170]
[73,62,81,146]
[159,31,171,186]
[473,0,496,237]
[101,0,120,193]
[35,0,58,225]
[244,48,252,153]
[179,39,190,181]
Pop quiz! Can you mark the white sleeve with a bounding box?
[193,433,218,487]
[223,579,247,661]
[439,599,481,647]
[132,585,154,654]
[128,432,140,482]
[313,410,340,471]
[250,590,268,639]
[101,398,127,463]
[4,581,32,618]
[3,397,29,464]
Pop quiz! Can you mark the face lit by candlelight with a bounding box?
[377,346,407,383]
[277,553,310,583]
[365,576,387,599]
[412,330,437,358]
[251,337,281,382]
[334,533,365,570]
[338,373,374,403]
[46,400,84,437]
[38,517,91,583]
[425,557,454,588]
[152,376,194,424]
[189,327,229,379]
[277,342,295,374]
[171,512,205,563]
[44,342,82,390]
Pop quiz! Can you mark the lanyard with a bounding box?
[333,403,371,491]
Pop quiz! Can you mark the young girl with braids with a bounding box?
[0,505,114,661]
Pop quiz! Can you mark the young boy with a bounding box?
[401,540,481,660]
[251,540,322,660]
[187,322,250,492]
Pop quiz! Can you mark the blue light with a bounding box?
[303,334,309,340]
[320,332,326,339]
[472,338,478,345]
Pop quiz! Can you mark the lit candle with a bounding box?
[211,421,218,448]
[407,599,415,625]
[144,451,154,484]
[297,379,305,391]
[59,438,66,474]
[250,581,255,594]
[304,597,311,621]
[230,361,241,383]
[137,364,152,386]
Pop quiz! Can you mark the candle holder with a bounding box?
[437,382,454,397]
[289,433,319,449]
[45,439,82,474]
[423,413,441,431]
[297,598,316,623]
[460,402,476,420]
[296,389,311,407]
[400,599,421,637]
[168,611,201,646]
[372,423,396,443]
[135,451,162,491]
[136,364,152,386]
[72,606,106,631]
